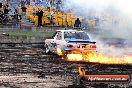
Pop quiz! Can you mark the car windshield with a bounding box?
[64,31,90,40]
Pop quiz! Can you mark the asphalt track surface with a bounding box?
[0,38,132,88]
[0,46,75,88]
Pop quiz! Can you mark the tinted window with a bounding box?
[64,31,90,40]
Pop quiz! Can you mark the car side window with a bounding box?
[55,32,62,40]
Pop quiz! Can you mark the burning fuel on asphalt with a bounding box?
[66,52,132,64]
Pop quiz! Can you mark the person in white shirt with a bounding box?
[30,0,35,6]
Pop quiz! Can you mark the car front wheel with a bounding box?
[45,44,50,54]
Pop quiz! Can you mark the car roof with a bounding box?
[56,29,83,32]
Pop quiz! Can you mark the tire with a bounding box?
[45,44,50,54]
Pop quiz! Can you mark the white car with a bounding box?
[45,30,96,55]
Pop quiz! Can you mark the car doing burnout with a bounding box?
[45,30,96,55]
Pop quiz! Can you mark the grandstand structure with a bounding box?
[20,5,84,27]
[1,0,97,29]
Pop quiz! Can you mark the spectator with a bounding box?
[38,0,43,6]
[26,0,30,5]
[20,0,25,7]
[3,5,9,15]
[8,9,13,16]
[0,10,4,23]
[51,10,54,24]
[14,9,19,18]
[42,0,47,6]
[21,6,27,12]
[65,20,68,29]
[51,9,54,17]
[32,8,36,16]
[30,0,35,6]
[56,1,61,12]
[49,0,51,4]
[36,9,43,27]
[52,4,56,11]
[74,18,81,28]
[20,0,27,13]
[47,11,51,22]
[0,2,2,8]
[35,0,39,4]
[12,9,19,28]
[52,0,56,5]
[46,0,50,11]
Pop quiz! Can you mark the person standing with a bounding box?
[20,0,27,17]
[56,1,61,12]
[32,8,36,16]
[30,0,35,6]
[36,9,43,27]
[42,0,47,6]
[0,0,2,8]
[26,0,30,5]
[74,18,81,28]
[12,9,19,29]
[46,0,50,11]
[3,5,9,15]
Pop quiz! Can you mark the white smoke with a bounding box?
[63,0,132,56]
[64,0,132,39]
[64,0,132,16]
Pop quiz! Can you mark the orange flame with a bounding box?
[66,50,132,64]
[78,66,86,75]
[57,48,63,56]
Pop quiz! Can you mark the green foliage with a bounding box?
[8,31,55,38]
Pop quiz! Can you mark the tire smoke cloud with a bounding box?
[63,0,132,56]
[63,0,132,40]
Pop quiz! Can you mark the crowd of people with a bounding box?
[19,0,63,12]
[0,0,64,25]
[0,2,21,25]
[19,0,65,27]
[0,0,81,29]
